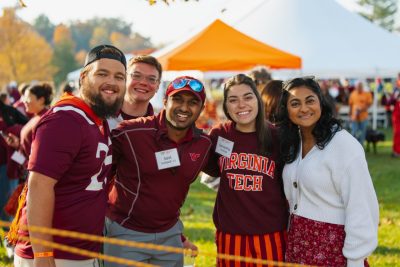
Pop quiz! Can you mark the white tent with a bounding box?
[220,0,400,79]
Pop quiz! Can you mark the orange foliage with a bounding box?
[0,8,55,85]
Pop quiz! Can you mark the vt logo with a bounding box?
[189,153,200,161]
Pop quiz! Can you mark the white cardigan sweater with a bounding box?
[283,129,379,267]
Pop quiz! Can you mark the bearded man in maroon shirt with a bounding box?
[105,76,211,267]
[12,45,126,267]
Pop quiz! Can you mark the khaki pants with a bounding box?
[104,217,184,267]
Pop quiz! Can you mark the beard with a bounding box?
[81,80,124,119]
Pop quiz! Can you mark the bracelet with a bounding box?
[34,251,54,258]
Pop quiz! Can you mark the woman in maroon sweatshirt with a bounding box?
[4,82,53,220]
[6,82,53,176]
[203,74,288,266]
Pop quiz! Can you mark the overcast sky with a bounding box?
[0,0,396,45]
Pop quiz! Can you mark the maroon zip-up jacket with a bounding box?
[107,109,212,232]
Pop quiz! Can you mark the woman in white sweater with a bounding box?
[278,77,379,267]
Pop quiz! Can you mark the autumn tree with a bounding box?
[52,24,78,85]
[90,26,110,48]
[0,8,54,85]
[88,17,131,36]
[357,0,398,31]
[75,49,87,66]
[70,22,93,52]
[33,14,55,44]
[110,32,153,53]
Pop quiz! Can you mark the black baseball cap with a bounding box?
[84,44,127,69]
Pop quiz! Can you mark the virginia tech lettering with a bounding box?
[218,153,275,191]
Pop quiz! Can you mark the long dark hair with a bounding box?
[223,74,272,156]
[278,77,342,163]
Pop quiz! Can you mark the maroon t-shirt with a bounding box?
[107,103,154,132]
[203,121,288,235]
[15,104,112,260]
[120,103,154,120]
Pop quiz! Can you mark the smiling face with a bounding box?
[126,62,160,104]
[225,84,258,132]
[287,86,322,131]
[80,58,126,119]
[164,91,204,131]
[23,91,45,115]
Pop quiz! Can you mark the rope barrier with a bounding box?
[0,219,313,267]
[19,235,156,267]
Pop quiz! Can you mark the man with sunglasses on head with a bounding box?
[105,76,211,267]
[107,55,161,130]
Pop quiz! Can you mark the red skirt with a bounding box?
[286,214,369,267]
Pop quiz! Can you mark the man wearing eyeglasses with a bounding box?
[104,76,211,267]
[107,55,161,130]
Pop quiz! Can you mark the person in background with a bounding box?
[336,79,351,105]
[60,81,77,95]
[396,72,400,90]
[319,80,338,117]
[0,94,28,224]
[6,81,21,105]
[203,74,288,266]
[105,76,210,267]
[6,83,53,155]
[348,81,372,146]
[12,44,126,267]
[381,88,395,128]
[5,82,53,182]
[279,77,379,266]
[248,66,272,92]
[0,92,11,105]
[261,79,284,125]
[4,83,54,256]
[13,83,31,117]
[392,90,400,158]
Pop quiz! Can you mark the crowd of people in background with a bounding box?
[0,45,398,267]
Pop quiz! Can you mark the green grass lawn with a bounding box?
[1,128,399,266]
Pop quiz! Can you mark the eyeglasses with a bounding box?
[171,78,204,92]
[130,73,159,85]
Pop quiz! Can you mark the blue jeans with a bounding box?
[351,120,368,146]
[0,164,19,222]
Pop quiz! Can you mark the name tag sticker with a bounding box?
[11,151,26,165]
[215,136,234,157]
[155,148,181,170]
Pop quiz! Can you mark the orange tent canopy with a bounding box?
[156,19,301,71]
